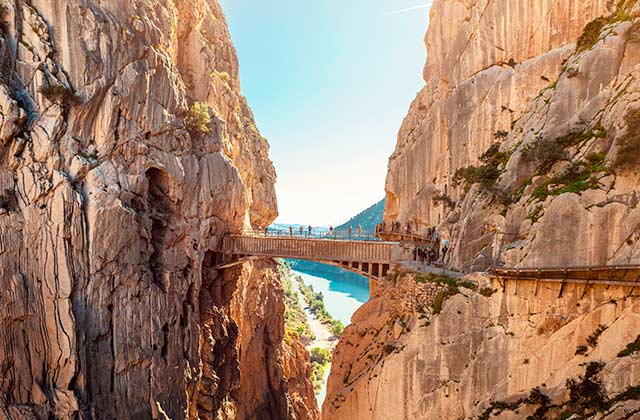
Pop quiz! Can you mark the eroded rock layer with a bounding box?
[0,0,316,419]
[323,274,640,419]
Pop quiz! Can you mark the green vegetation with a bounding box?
[613,107,640,171]
[565,361,606,415]
[478,360,640,420]
[453,142,510,192]
[529,153,610,203]
[211,70,232,90]
[576,17,611,52]
[336,198,385,232]
[184,102,211,136]
[297,276,344,335]
[413,273,476,314]
[309,347,332,393]
[576,1,635,53]
[478,387,551,420]
[523,125,607,175]
[586,324,608,348]
[618,335,640,357]
[39,84,82,105]
[280,265,314,343]
[527,205,544,224]
[494,130,509,140]
[575,345,588,356]
[479,287,496,297]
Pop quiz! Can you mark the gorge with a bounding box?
[0,0,639,420]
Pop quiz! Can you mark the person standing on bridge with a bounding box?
[357,224,362,237]
[289,226,293,237]
[308,225,312,237]
[348,226,353,240]
[329,226,334,237]
[299,226,304,237]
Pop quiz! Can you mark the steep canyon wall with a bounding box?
[0,0,316,419]
[384,0,640,272]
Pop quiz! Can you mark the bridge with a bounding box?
[216,232,412,293]
[215,229,640,297]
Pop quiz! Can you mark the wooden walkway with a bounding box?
[216,233,640,298]
[217,235,406,280]
[488,265,640,297]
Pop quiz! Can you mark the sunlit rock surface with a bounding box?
[0,0,316,418]
[323,274,640,419]
[325,1,640,419]
[384,0,640,272]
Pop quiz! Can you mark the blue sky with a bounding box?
[220,0,432,226]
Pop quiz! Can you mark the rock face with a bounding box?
[323,274,640,419]
[0,0,316,419]
[384,0,640,272]
[324,1,640,418]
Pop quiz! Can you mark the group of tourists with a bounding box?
[413,237,450,267]
[274,224,364,239]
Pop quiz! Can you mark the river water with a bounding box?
[290,261,369,408]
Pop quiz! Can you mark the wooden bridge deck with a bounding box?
[217,235,405,281]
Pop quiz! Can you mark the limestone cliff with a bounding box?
[0,0,316,419]
[324,1,640,419]
[384,0,640,272]
[323,273,640,419]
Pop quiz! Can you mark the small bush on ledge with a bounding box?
[453,142,510,192]
[617,335,640,357]
[185,102,211,136]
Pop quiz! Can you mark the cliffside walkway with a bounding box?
[488,265,640,296]
[216,232,640,297]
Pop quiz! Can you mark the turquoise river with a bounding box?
[289,260,370,407]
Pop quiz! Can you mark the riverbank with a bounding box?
[291,279,338,352]
[281,264,336,395]
[280,261,370,404]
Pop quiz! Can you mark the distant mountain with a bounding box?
[336,199,385,233]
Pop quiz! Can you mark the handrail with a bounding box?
[236,228,381,241]
[489,264,640,273]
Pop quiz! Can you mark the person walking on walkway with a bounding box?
[299,226,303,237]
[357,224,362,237]
[329,226,334,237]
[289,226,293,237]
[308,225,313,237]
[441,238,450,262]
[348,226,353,240]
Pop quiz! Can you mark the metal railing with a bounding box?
[241,227,380,241]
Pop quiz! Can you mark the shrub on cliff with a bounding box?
[618,335,640,357]
[310,347,331,365]
[453,142,510,191]
[185,102,211,136]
